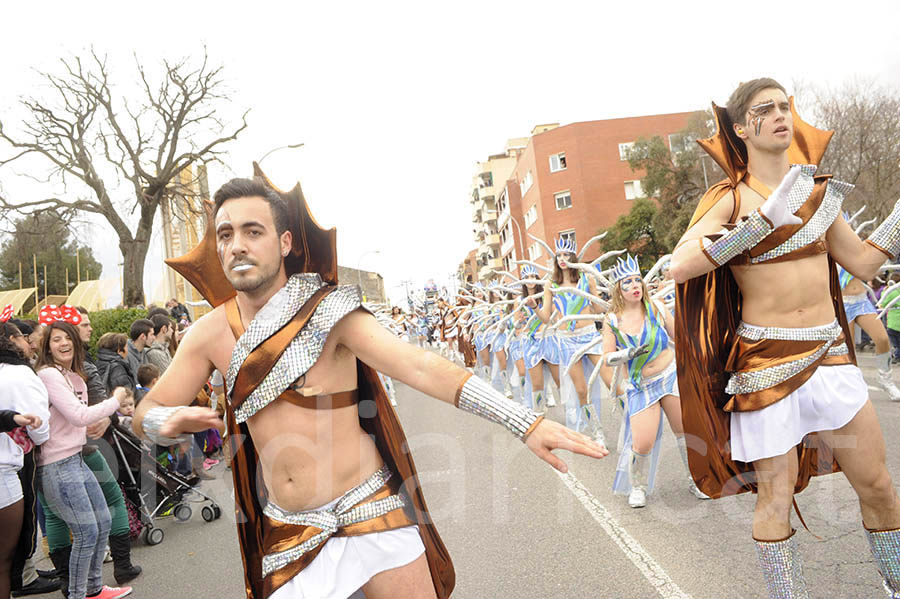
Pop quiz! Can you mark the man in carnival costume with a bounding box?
[133,166,606,599]
[670,78,900,597]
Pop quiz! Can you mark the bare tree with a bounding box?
[0,49,247,305]
[796,79,900,221]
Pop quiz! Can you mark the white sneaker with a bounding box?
[546,394,557,408]
[627,487,647,508]
[688,478,711,500]
[879,371,900,401]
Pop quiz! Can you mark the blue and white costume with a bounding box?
[839,265,877,323]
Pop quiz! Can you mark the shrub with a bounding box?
[85,308,148,357]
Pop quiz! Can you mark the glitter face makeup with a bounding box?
[747,100,775,137]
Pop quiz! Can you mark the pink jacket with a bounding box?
[36,367,119,466]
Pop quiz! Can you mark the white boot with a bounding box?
[877,352,900,401]
[546,377,558,407]
[627,451,649,508]
[500,370,513,398]
[676,435,710,500]
[582,403,606,448]
[531,389,546,415]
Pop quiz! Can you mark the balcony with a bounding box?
[478,185,495,201]
[478,258,503,279]
[484,233,501,247]
[497,207,510,229]
[500,234,514,255]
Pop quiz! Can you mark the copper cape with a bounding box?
[222,291,455,598]
[674,100,856,499]
[675,180,856,499]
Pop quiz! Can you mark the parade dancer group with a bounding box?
[128,76,900,599]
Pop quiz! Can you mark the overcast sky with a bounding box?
[1,0,898,306]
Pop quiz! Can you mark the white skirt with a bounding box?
[268,485,425,599]
[730,364,868,463]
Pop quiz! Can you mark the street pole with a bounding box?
[76,249,81,285]
[43,265,47,301]
[32,254,38,311]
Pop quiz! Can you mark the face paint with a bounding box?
[215,208,232,264]
[747,100,775,137]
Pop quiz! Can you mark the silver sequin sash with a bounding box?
[750,165,853,264]
[260,465,408,578]
[725,320,847,396]
[225,273,364,423]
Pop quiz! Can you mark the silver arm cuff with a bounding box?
[605,348,632,366]
[700,209,774,266]
[457,375,541,441]
[867,200,900,259]
[141,406,190,447]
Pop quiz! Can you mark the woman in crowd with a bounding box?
[34,320,133,599]
[0,324,50,599]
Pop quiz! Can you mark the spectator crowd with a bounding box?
[0,299,224,599]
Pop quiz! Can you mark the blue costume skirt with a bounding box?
[612,360,678,496]
[489,331,508,352]
[557,325,602,368]
[473,333,489,352]
[524,331,561,366]
[843,292,876,323]
[507,336,525,362]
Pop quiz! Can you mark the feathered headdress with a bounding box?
[610,254,641,284]
[520,264,538,278]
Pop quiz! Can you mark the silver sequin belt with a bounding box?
[842,292,870,304]
[260,465,408,578]
[725,320,848,396]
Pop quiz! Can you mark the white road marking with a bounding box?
[555,468,692,599]
[868,385,880,392]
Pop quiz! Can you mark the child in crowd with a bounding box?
[116,390,135,431]
[134,364,160,404]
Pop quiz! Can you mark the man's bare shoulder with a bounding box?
[180,306,233,354]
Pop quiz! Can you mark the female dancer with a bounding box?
[600,255,707,508]
[486,282,515,396]
[537,238,605,442]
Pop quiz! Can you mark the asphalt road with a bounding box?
[26,352,900,599]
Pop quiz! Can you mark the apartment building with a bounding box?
[504,113,693,269]
[468,138,528,282]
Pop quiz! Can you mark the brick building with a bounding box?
[507,114,693,268]
[460,111,693,284]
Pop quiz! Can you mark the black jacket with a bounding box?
[95,348,136,395]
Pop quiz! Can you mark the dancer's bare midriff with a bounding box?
[197,306,384,513]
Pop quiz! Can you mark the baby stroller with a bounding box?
[107,421,222,546]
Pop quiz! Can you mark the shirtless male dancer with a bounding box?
[671,78,900,597]
[134,173,606,599]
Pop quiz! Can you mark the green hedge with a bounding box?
[85,308,148,357]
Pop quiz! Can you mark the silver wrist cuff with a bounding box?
[605,348,632,366]
[457,375,541,441]
[701,209,774,266]
[867,201,900,259]
[141,406,189,447]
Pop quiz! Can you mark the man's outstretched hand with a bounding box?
[159,406,225,437]
[525,418,608,473]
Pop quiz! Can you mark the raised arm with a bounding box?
[827,205,898,281]
[338,309,608,472]
[537,284,553,323]
[37,368,121,427]
[670,167,804,284]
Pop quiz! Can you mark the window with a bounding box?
[624,180,644,200]
[519,171,533,196]
[554,191,572,210]
[549,152,567,172]
[668,133,695,154]
[524,205,538,228]
[528,243,543,261]
[618,142,635,161]
[559,229,576,247]
[480,172,493,187]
